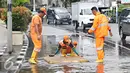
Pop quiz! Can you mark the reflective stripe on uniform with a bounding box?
[34,48,41,52]
[98,23,107,28]
[90,27,95,31]
[97,47,103,50]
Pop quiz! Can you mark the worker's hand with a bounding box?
[109,31,113,37]
[37,35,41,40]
[87,30,91,34]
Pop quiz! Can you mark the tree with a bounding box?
[61,0,80,8]
[0,0,7,8]
[12,0,30,7]
[118,4,130,13]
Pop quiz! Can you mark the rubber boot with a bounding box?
[34,54,38,63]
[96,50,104,63]
[61,49,67,57]
[29,50,38,64]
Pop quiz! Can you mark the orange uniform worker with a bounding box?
[29,7,46,64]
[88,7,113,63]
[55,36,79,57]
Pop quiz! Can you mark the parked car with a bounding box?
[118,8,130,40]
[47,7,71,25]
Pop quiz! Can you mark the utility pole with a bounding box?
[116,0,118,23]
[33,0,36,12]
[7,0,12,53]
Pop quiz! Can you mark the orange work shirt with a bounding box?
[30,15,42,35]
[88,12,111,38]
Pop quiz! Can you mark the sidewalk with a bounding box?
[0,20,24,72]
[0,20,7,50]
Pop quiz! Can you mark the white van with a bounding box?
[72,2,98,31]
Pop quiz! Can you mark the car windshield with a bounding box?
[54,8,68,14]
[84,9,92,15]
[126,10,130,18]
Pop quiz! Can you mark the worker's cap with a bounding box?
[73,41,78,45]
[64,35,69,40]
[39,7,47,15]
[63,35,70,42]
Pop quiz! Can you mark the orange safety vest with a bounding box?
[88,12,111,38]
[59,40,71,53]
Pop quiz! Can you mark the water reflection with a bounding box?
[96,63,104,73]
[31,64,38,73]
[119,39,130,48]
[63,65,76,73]
[118,40,130,56]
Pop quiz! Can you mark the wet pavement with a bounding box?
[16,25,130,73]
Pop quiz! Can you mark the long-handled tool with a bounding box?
[49,48,60,57]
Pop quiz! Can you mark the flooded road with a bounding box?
[18,33,130,73]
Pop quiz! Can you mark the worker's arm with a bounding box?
[88,17,99,34]
[34,17,41,40]
[108,25,111,30]
[35,24,40,35]
[54,44,61,55]
[69,43,79,56]
[108,25,113,37]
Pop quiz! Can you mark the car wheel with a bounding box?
[68,22,71,25]
[119,28,126,40]
[47,20,50,24]
[83,23,86,32]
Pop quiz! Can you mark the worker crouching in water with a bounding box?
[88,7,113,63]
[54,36,79,57]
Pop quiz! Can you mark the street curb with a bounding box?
[10,33,29,73]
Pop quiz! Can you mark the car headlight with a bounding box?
[55,15,60,19]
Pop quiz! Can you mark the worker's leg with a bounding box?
[70,48,78,57]
[29,34,42,64]
[70,41,78,57]
[61,49,67,57]
[95,37,105,62]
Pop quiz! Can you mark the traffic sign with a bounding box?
[121,0,130,4]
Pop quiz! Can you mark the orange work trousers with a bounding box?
[95,37,105,60]
[31,33,42,51]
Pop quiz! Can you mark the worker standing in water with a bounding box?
[54,35,79,57]
[29,7,46,64]
[88,7,113,63]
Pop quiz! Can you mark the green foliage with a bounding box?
[0,0,30,7]
[4,6,32,31]
[0,0,7,8]
[12,0,30,7]
[12,6,32,31]
[118,4,130,12]
[61,0,80,8]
